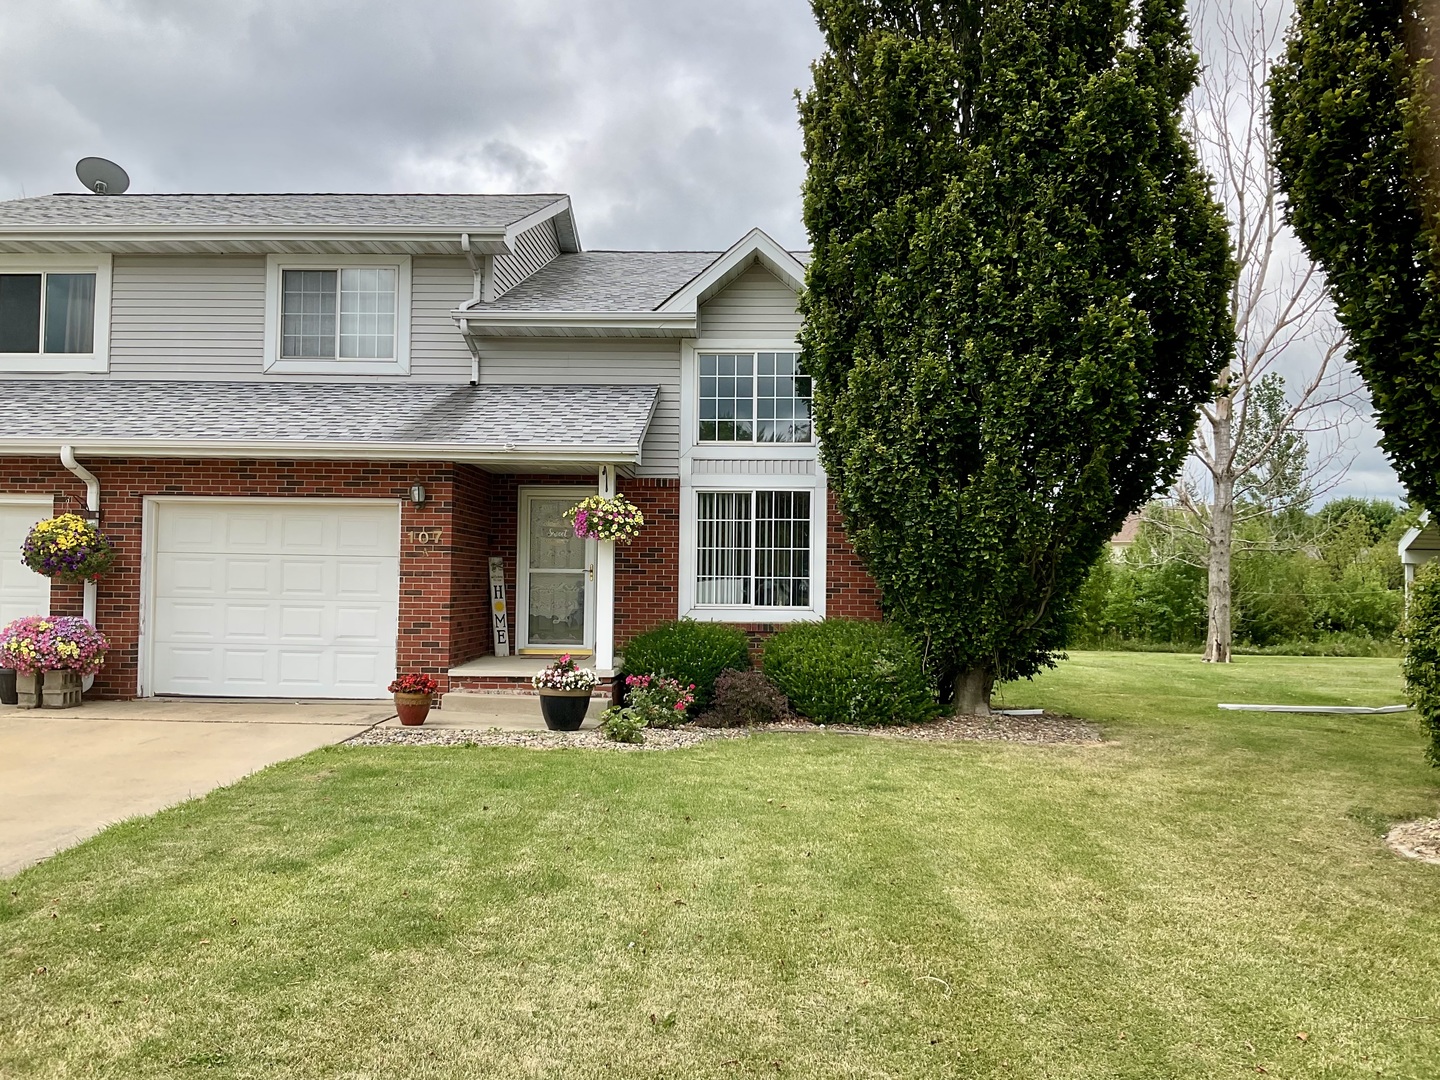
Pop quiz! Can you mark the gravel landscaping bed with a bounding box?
[349,727,711,751]
[1385,819,1440,866]
[347,711,1100,750]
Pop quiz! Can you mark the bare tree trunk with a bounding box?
[1204,394,1235,662]
[953,667,994,716]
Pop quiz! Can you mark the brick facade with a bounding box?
[0,457,465,697]
[1,458,878,700]
[825,489,884,621]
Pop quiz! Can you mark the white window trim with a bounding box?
[263,254,411,375]
[679,338,826,623]
[686,342,816,449]
[678,476,827,623]
[0,254,111,374]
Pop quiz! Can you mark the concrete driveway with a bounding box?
[0,698,391,877]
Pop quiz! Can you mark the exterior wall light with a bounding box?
[409,483,427,507]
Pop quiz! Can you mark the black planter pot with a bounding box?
[538,689,592,731]
[0,668,16,706]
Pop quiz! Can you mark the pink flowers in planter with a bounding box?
[564,494,645,544]
[0,616,108,676]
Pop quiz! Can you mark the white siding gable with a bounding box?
[697,262,802,340]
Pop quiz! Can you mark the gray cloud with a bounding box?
[0,0,1406,501]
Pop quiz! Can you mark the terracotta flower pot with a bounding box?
[537,688,593,731]
[394,691,432,726]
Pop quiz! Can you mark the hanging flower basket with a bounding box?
[21,513,118,582]
[564,494,645,544]
[0,615,109,677]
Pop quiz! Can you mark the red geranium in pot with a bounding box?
[389,673,438,726]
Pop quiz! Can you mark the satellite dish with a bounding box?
[75,157,130,195]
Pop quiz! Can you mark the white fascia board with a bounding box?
[656,227,807,313]
[504,196,581,253]
[0,224,516,253]
[0,438,641,465]
[456,309,698,333]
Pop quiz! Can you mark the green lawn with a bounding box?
[4,653,1439,1079]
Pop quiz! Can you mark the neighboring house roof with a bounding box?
[0,381,658,467]
[0,193,565,229]
[1110,512,1143,546]
[482,251,723,312]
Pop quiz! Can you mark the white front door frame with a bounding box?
[138,495,402,698]
[516,486,598,655]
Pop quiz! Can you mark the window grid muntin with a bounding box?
[698,353,754,442]
[0,271,97,355]
[754,490,811,606]
[699,350,810,444]
[281,269,337,358]
[756,352,813,443]
[696,491,751,605]
[695,489,812,608]
[281,266,398,361]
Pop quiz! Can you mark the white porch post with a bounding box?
[595,465,618,671]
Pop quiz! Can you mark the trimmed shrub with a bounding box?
[762,619,939,727]
[696,669,790,728]
[1402,561,1440,766]
[620,620,750,708]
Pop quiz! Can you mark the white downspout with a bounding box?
[60,445,99,692]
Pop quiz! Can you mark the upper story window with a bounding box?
[698,351,812,443]
[264,255,410,375]
[0,256,111,374]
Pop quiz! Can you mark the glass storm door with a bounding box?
[521,493,596,650]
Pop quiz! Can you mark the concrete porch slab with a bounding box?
[449,655,617,679]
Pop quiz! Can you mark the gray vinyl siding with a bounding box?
[410,257,475,379]
[493,219,561,298]
[102,253,475,381]
[110,254,266,375]
[476,338,681,477]
[698,263,802,341]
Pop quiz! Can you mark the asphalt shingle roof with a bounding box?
[483,251,723,311]
[0,382,658,451]
[0,194,566,229]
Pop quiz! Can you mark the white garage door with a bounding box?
[150,502,400,698]
[0,499,52,626]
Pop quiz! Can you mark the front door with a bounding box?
[519,491,596,652]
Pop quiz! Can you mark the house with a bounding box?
[1400,512,1440,596]
[1108,511,1143,560]
[0,192,881,702]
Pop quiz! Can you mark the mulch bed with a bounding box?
[347,711,1101,752]
[1385,819,1440,866]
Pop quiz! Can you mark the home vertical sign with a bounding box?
[488,556,510,657]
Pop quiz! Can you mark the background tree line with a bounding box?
[1072,496,1420,654]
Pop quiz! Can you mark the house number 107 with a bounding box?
[408,529,443,544]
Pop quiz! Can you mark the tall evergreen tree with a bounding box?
[1271,0,1440,509]
[799,0,1235,712]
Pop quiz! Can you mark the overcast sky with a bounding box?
[0,0,1406,503]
